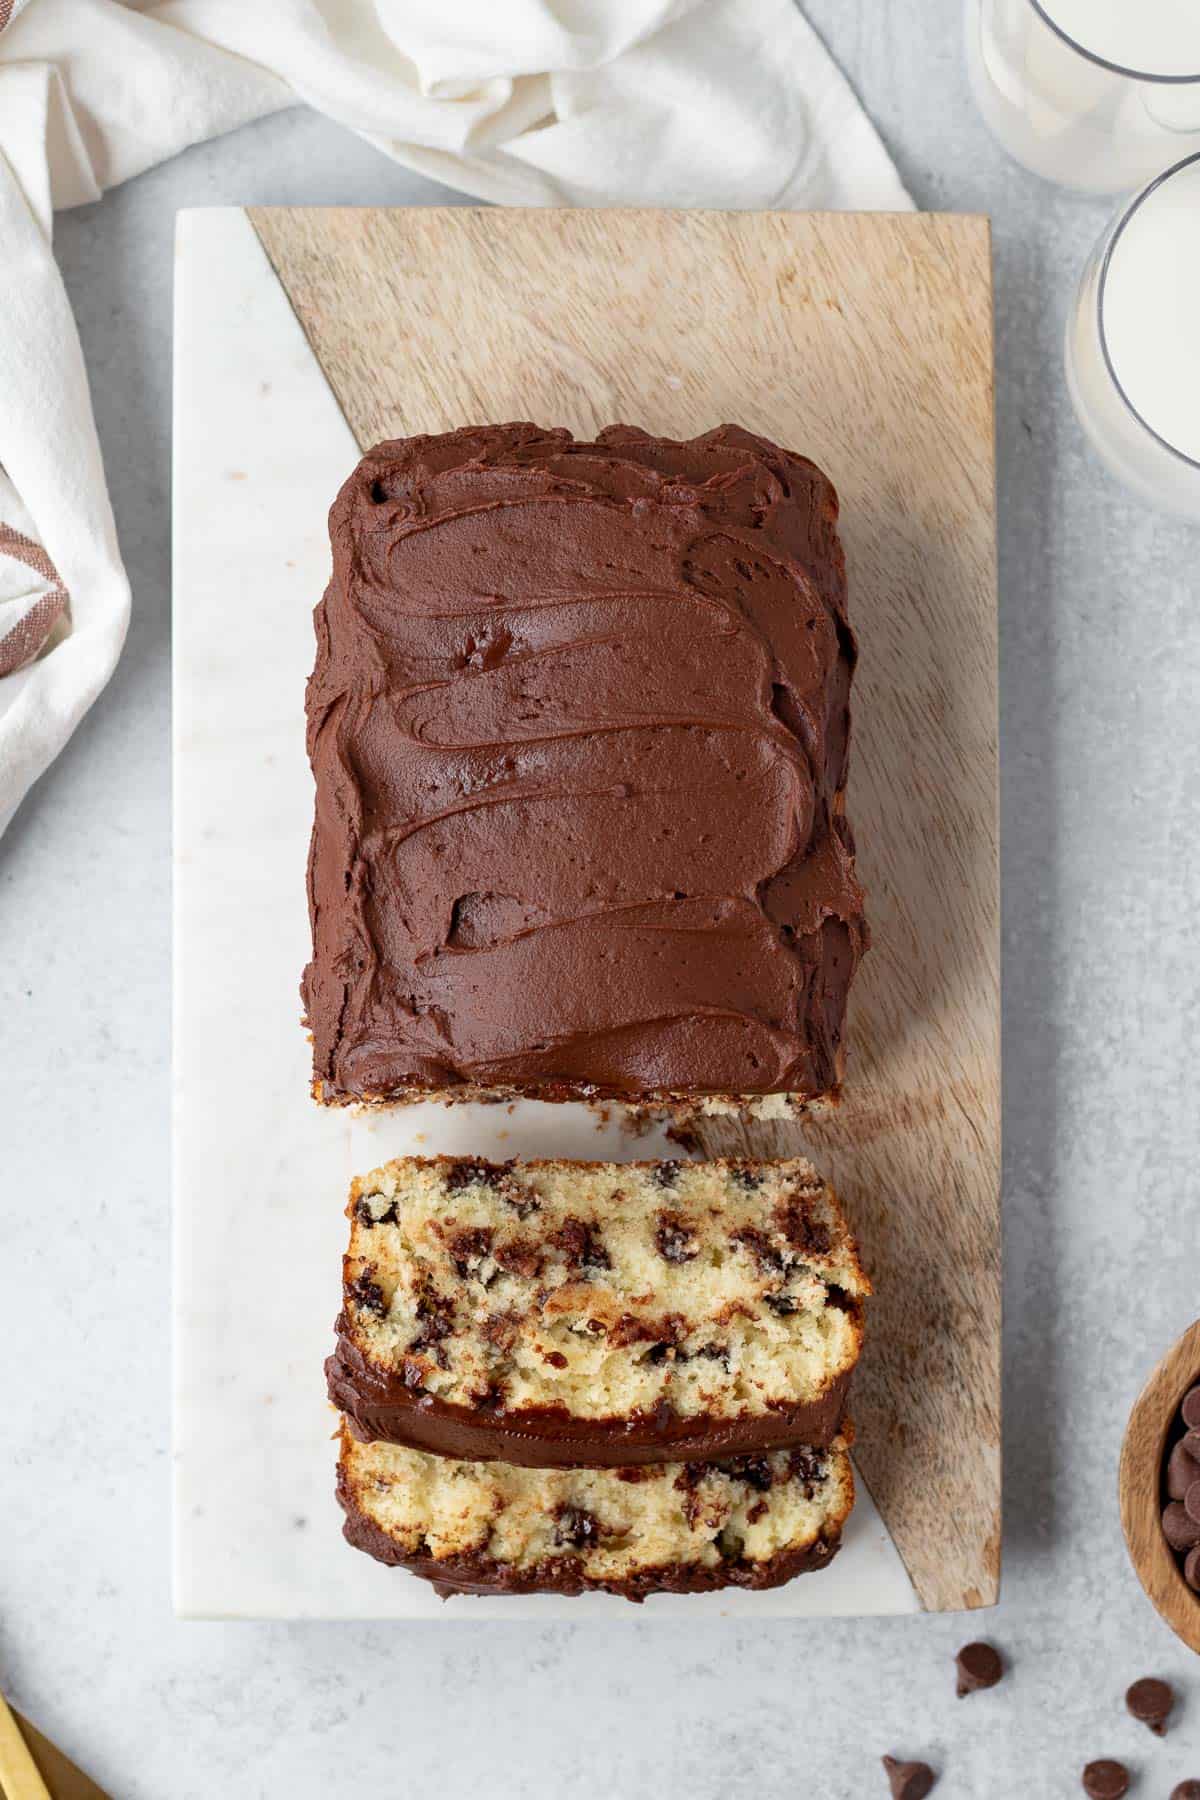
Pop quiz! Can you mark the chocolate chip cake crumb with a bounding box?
[955,1641,1003,1696]
[329,1154,867,1467]
[1081,1761,1129,1800]
[882,1755,936,1799]
[1125,1676,1173,1734]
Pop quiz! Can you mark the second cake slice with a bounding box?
[328,1155,868,1467]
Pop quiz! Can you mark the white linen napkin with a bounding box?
[0,0,911,834]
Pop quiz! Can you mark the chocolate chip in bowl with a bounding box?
[1119,1318,1200,1655]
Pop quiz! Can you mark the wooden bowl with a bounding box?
[1119,1318,1200,1655]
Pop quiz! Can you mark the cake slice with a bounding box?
[328,1155,868,1466]
[303,423,866,1117]
[337,1424,854,1601]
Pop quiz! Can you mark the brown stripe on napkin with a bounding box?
[0,524,70,677]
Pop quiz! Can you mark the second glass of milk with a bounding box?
[966,0,1200,192]
[1066,152,1200,518]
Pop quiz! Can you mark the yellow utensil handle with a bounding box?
[0,1693,53,1800]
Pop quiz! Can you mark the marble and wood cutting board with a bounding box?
[174,205,999,1618]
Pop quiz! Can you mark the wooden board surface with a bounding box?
[249,205,1000,1613]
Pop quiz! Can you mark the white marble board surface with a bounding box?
[171,205,917,1620]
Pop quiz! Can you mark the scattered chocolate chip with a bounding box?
[553,1504,599,1549]
[955,1641,1003,1696]
[1185,1544,1200,1591]
[1163,1501,1200,1552]
[1081,1760,1129,1799]
[346,1272,388,1317]
[1182,1385,1200,1429]
[655,1212,699,1264]
[882,1755,935,1799]
[543,1349,568,1369]
[1126,1675,1174,1734]
[1170,1782,1200,1800]
[651,1160,683,1188]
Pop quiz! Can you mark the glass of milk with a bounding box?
[966,0,1200,191]
[1065,152,1200,518]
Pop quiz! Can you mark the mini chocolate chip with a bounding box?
[346,1272,388,1317]
[1171,1782,1200,1800]
[1185,1543,1200,1591]
[651,1160,683,1187]
[956,1642,1003,1696]
[1082,1761,1129,1800]
[553,1504,599,1549]
[1168,1439,1200,1500]
[551,1216,611,1270]
[730,1163,764,1190]
[655,1212,699,1264]
[1182,1384,1200,1429]
[716,1456,773,1492]
[444,1158,501,1192]
[729,1225,787,1274]
[773,1193,833,1256]
[882,1755,935,1799]
[446,1225,494,1275]
[787,1447,828,1496]
[1126,1676,1174,1734]
[1185,1479,1200,1525]
[1163,1501,1200,1551]
[354,1195,398,1228]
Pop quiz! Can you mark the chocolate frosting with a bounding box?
[303,423,866,1104]
[327,1335,853,1467]
[337,1482,842,1603]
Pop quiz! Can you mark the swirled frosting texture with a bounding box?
[303,424,866,1104]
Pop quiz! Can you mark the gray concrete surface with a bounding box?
[3,3,1200,1795]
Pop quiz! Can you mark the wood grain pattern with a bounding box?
[1120,1319,1200,1656]
[248,205,1000,1612]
